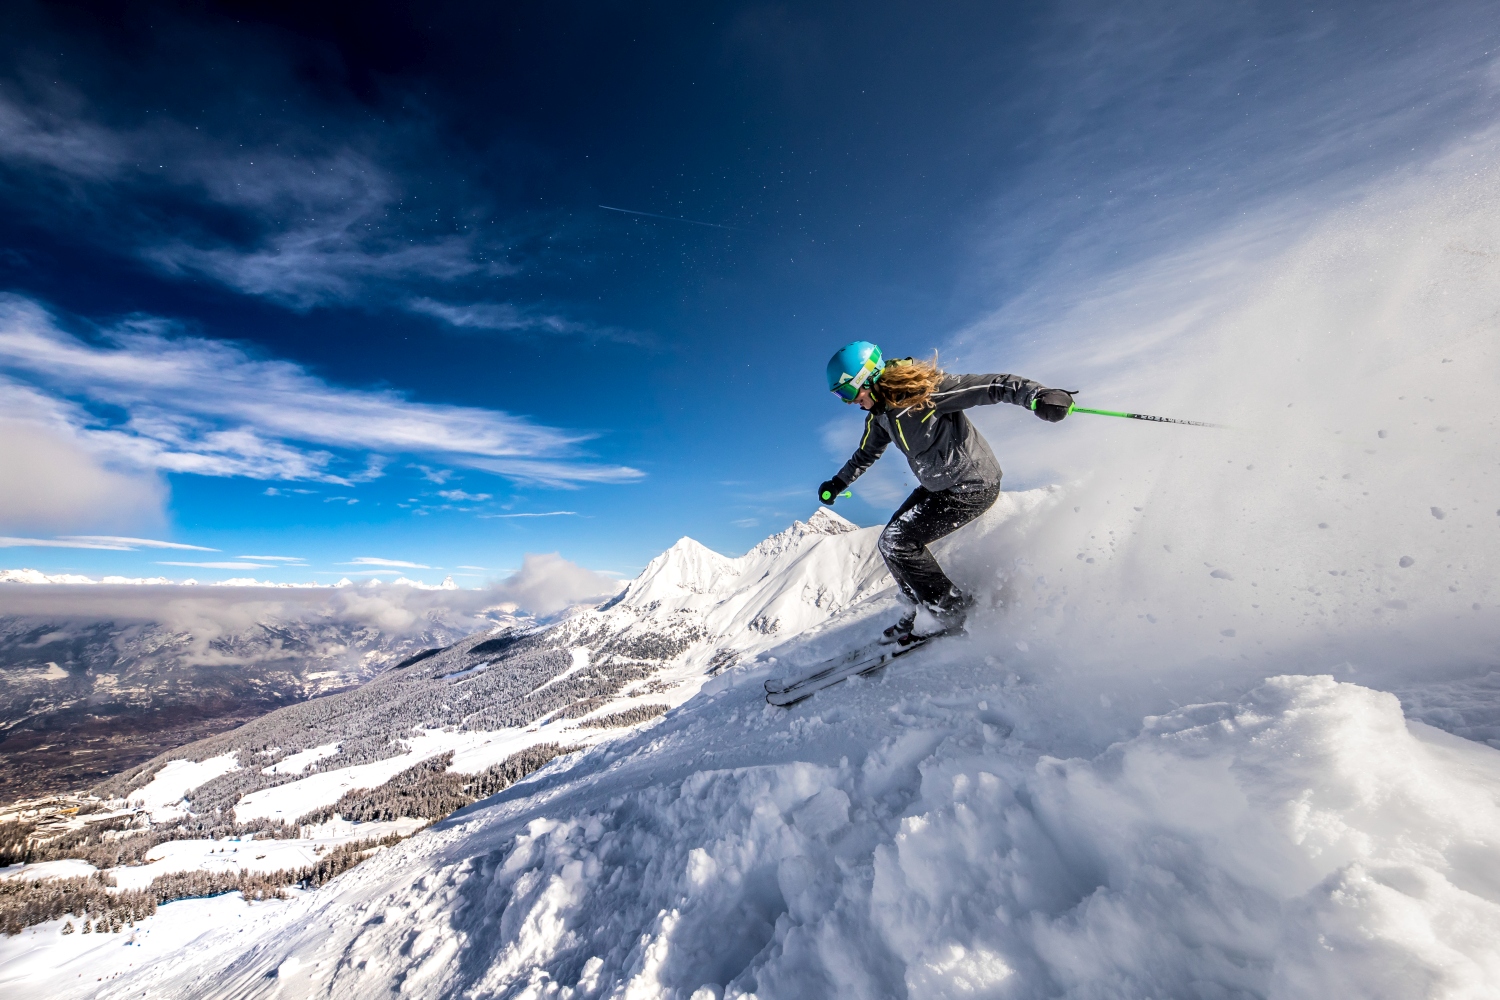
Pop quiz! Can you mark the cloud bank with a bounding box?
[1,551,623,633]
[485,552,623,616]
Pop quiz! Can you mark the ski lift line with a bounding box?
[1031,398,1228,429]
[597,204,751,232]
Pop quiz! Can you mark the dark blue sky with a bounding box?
[1,0,1495,586]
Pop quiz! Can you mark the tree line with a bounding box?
[0,834,404,936]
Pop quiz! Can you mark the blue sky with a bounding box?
[1,0,1495,588]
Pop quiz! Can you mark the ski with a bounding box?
[764,640,881,695]
[765,635,931,707]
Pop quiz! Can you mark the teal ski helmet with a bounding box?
[826,341,884,402]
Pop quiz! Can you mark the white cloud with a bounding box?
[486,552,623,616]
[436,489,492,502]
[59,536,216,551]
[157,561,276,570]
[0,416,167,534]
[0,578,521,656]
[0,537,133,550]
[409,299,575,333]
[0,297,644,487]
[236,555,305,562]
[0,535,213,551]
[406,298,635,341]
[461,458,644,489]
[343,557,431,569]
[0,95,125,179]
[478,511,579,519]
[3,555,619,621]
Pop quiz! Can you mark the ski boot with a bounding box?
[880,607,917,645]
[913,591,975,641]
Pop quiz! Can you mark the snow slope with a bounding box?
[50,616,1500,1000]
[126,753,241,822]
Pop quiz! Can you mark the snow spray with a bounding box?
[944,133,1500,695]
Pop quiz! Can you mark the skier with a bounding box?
[819,341,1074,644]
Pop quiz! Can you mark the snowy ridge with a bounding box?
[615,507,884,644]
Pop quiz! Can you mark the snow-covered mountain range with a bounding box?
[78,507,885,826]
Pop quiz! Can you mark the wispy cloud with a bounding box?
[409,299,581,334]
[0,535,215,551]
[407,298,641,343]
[343,557,431,568]
[461,459,643,488]
[60,536,216,551]
[1,536,134,550]
[0,296,644,487]
[478,511,579,519]
[236,555,305,562]
[436,489,492,502]
[157,561,277,570]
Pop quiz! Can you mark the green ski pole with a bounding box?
[819,488,853,502]
[1032,399,1226,429]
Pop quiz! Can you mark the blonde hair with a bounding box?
[875,353,943,412]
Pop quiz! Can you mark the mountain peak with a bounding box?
[745,507,860,561]
[806,506,858,535]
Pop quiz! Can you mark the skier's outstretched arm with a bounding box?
[834,411,891,486]
[928,373,1047,414]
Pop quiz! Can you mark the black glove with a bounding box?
[818,476,848,504]
[1032,388,1074,422]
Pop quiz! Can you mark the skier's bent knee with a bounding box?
[878,528,920,560]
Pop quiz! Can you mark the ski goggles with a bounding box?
[831,358,881,402]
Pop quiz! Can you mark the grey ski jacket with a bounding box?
[835,372,1045,493]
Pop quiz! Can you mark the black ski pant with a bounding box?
[878,480,1001,611]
